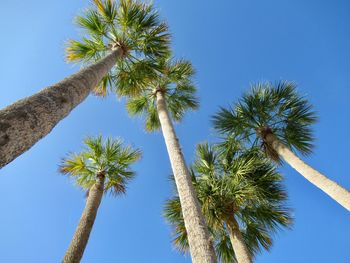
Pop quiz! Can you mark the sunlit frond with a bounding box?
[213,81,318,159]
[168,60,195,83]
[93,0,118,24]
[75,9,107,36]
[166,94,198,122]
[92,73,116,97]
[65,38,106,62]
[60,136,140,195]
[193,143,217,176]
[138,22,171,58]
[66,0,171,99]
[126,95,149,116]
[116,59,159,97]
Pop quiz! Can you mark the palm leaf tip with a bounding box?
[211,106,237,134]
[65,40,85,62]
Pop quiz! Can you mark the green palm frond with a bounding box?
[59,136,141,195]
[163,141,292,260]
[65,37,106,63]
[116,59,159,97]
[213,81,317,160]
[214,229,236,263]
[138,22,170,59]
[167,59,195,82]
[59,154,92,176]
[241,221,273,256]
[93,73,116,97]
[126,94,149,115]
[93,0,118,24]
[76,9,107,36]
[66,0,171,97]
[119,56,199,131]
[193,142,217,176]
[117,0,170,57]
[163,197,189,254]
[145,103,161,132]
[167,87,199,122]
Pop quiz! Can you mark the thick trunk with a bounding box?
[62,173,105,263]
[0,49,121,168]
[226,216,252,263]
[156,91,218,263]
[265,133,350,211]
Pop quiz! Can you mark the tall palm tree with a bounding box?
[164,142,292,263]
[0,0,169,168]
[59,136,141,263]
[213,81,350,211]
[120,57,218,263]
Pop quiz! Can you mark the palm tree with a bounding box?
[120,57,218,263]
[59,136,141,263]
[0,0,169,168]
[213,81,350,211]
[164,142,292,263]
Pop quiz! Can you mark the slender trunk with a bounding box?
[62,173,105,263]
[226,216,252,263]
[265,133,350,211]
[156,91,218,263]
[0,49,122,168]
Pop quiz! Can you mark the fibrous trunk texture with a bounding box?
[62,173,105,263]
[226,216,252,263]
[265,133,350,211]
[0,49,121,168]
[156,91,218,263]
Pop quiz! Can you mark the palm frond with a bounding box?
[75,9,107,36]
[145,103,161,132]
[65,37,106,62]
[116,59,159,97]
[92,73,116,97]
[167,92,199,122]
[213,81,318,159]
[60,136,140,195]
[168,60,195,83]
[93,0,118,24]
[126,95,149,116]
[138,22,171,58]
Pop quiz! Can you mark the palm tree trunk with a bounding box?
[155,91,218,263]
[265,133,350,211]
[0,49,122,168]
[62,172,105,263]
[226,216,252,263]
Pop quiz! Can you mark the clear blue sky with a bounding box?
[1,0,349,262]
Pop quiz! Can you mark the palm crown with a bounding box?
[212,81,317,161]
[123,57,199,131]
[60,136,141,195]
[66,0,170,96]
[164,142,292,262]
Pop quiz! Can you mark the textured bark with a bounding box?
[62,173,105,263]
[265,133,350,211]
[156,91,218,263]
[226,216,252,263]
[0,49,122,168]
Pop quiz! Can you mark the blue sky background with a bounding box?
[1,0,350,262]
